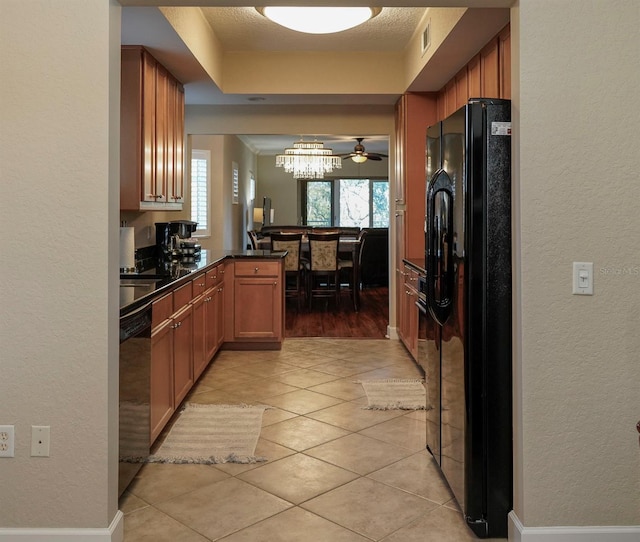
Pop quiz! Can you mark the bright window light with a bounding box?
[260,7,379,35]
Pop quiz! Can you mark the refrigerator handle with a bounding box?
[426,169,454,326]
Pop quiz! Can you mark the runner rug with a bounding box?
[121,403,269,464]
[356,379,426,410]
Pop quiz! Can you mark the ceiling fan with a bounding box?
[340,138,388,163]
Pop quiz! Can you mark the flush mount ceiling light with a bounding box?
[275,139,342,179]
[258,7,381,35]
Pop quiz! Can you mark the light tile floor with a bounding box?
[120,338,500,541]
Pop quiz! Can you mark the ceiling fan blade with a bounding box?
[365,154,382,161]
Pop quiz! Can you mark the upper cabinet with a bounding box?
[120,46,185,211]
[394,93,438,261]
[436,24,510,119]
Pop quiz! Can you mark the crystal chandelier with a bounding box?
[275,139,342,179]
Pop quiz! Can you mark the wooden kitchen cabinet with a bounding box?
[498,26,511,99]
[203,264,225,366]
[120,45,185,211]
[172,282,193,406]
[394,93,437,262]
[149,283,194,443]
[232,261,284,344]
[172,302,193,406]
[480,37,500,99]
[191,273,207,380]
[150,293,174,443]
[399,264,420,360]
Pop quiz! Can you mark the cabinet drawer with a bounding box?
[152,293,173,328]
[234,261,279,277]
[205,264,223,289]
[191,273,207,298]
[173,281,193,308]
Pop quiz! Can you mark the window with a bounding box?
[302,178,389,228]
[191,150,210,236]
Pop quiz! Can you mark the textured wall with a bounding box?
[513,0,640,527]
[0,0,120,530]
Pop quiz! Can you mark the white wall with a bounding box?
[0,0,122,536]
[512,0,640,528]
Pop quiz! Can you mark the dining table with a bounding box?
[257,234,363,310]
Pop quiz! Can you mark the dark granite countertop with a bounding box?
[119,249,286,316]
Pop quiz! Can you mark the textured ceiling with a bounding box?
[200,7,426,52]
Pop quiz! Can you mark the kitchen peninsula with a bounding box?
[119,249,286,495]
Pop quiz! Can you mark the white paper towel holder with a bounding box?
[120,226,137,273]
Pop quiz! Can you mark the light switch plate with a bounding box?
[572,262,594,295]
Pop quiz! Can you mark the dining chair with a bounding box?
[270,232,306,309]
[338,228,367,311]
[306,232,341,309]
[247,230,259,250]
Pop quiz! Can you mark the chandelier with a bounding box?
[275,139,342,179]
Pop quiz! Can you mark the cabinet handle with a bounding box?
[274,281,278,286]
[254,267,259,273]
[218,287,223,292]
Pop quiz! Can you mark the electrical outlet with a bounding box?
[0,425,15,457]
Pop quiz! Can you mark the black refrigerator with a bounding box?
[422,98,512,538]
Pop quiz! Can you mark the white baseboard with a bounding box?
[0,511,123,542]
[387,325,399,340]
[509,511,640,541]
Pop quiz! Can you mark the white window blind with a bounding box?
[191,150,210,236]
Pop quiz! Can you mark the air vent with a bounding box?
[421,20,431,55]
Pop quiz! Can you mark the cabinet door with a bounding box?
[192,294,207,381]
[153,64,168,204]
[215,283,225,349]
[455,68,468,110]
[151,318,174,443]
[234,277,281,340]
[444,80,457,118]
[204,287,218,362]
[394,97,406,204]
[172,304,193,406]
[467,54,481,99]
[141,50,157,204]
[172,83,185,204]
[499,26,511,99]
[480,38,500,98]
[165,75,176,204]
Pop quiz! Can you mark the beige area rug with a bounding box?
[122,403,269,464]
[356,379,427,410]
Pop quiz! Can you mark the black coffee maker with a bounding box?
[155,220,201,263]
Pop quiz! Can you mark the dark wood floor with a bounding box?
[284,287,389,339]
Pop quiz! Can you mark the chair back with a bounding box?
[356,228,368,267]
[247,230,259,250]
[308,232,340,272]
[270,232,303,272]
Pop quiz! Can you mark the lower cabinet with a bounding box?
[147,257,283,443]
[172,303,193,406]
[399,264,421,361]
[149,284,194,444]
[233,261,283,342]
[191,291,207,381]
[150,316,174,444]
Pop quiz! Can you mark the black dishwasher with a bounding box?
[118,300,152,496]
